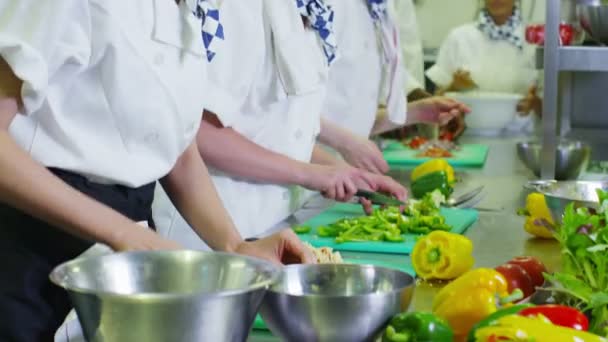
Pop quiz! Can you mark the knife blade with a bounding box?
[355,190,405,206]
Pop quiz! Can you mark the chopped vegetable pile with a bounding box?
[311,190,451,244]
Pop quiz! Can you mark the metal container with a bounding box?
[50,251,279,342]
[578,3,608,44]
[259,264,415,342]
[535,180,608,224]
[516,140,591,180]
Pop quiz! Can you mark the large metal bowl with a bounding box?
[516,140,591,180]
[578,3,608,44]
[259,264,415,342]
[535,180,608,224]
[50,251,279,342]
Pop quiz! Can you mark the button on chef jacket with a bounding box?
[321,0,407,138]
[152,0,329,248]
[426,22,537,94]
[3,0,208,188]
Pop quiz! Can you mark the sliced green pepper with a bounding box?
[292,225,311,234]
[382,312,454,342]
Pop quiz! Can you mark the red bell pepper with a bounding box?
[519,305,589,331]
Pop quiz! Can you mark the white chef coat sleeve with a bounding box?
[0,0,91,115]
[391,0,425,94]
[425,29,463,89]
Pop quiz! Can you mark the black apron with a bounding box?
[0,168,156,342]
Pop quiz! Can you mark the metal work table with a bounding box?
[248,136,563,341]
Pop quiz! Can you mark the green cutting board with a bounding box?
[382,142,489,167]
[252,257,415,331]
[297,203,478,255]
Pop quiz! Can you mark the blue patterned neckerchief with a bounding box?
[185,0,225,62]
[295,0,338,65]
[367,0,388,23]
[477,6,523,50]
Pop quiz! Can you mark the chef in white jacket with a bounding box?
[0,1,317,340]
[427,0,541,117]
[393,0,426,98]
[153,0,407,250]
[320,0,469,174]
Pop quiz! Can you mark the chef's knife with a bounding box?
[355,190,405,206]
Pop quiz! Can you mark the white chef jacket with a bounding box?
[2,0,207,187]
[426,22,537,94]
[153,0,328,248]
[322,0,407,138]
[392,0,425,93]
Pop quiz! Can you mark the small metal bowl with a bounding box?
[259,264,415,342]
[578,3,608,45]
[516,140,591,180]
[50,251,279,342]
[535,180,608,224]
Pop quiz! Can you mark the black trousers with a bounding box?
[0,169,155,342]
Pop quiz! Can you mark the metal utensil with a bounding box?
[516,140,591,180]
[536,180,608,224]
[417,122,440,141]
[356,189,405,206]
[445,186,485,207]
[259,264,415,342]
[50,251,279,342]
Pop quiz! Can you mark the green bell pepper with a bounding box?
[411,171,453,199]
[466,303,534,342]
[382,312,454,342]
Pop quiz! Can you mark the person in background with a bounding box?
[0,1,316,340]
[427,0,541,119]
[319,0,469,175]
[153,0,407,250]
[383,0,467,140]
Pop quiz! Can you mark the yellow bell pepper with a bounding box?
[432,268,521,341]
[412,231,474,280]
[518,192,555,239]
[412,159,455,184]
[474,314,607,342]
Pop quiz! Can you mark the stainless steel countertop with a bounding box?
[248,136,564,341]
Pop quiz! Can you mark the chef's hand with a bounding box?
[302,163,375,202]
[409,96,470,127]
[356,173,408,215]
[335,133,389,175]
[516,85,542,116]
[440,112,467,140]
[235,229,316,265]
[110,223,182,251]
[443,69,477,93]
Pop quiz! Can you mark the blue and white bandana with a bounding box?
[477,5,523,50]
[186,0,225,62]
[367,0,388,23]
[295,0,338,65]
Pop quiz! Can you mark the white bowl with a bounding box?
[446,91,523,135]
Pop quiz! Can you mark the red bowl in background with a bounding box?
[525,23,584,46]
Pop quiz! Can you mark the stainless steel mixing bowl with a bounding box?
[578,3,608,44]
[50,251,279,342]
[535,180,608,224]
[516,140,591,180]
[259,264,415,342]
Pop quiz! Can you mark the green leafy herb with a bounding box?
[549,189,608,336]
